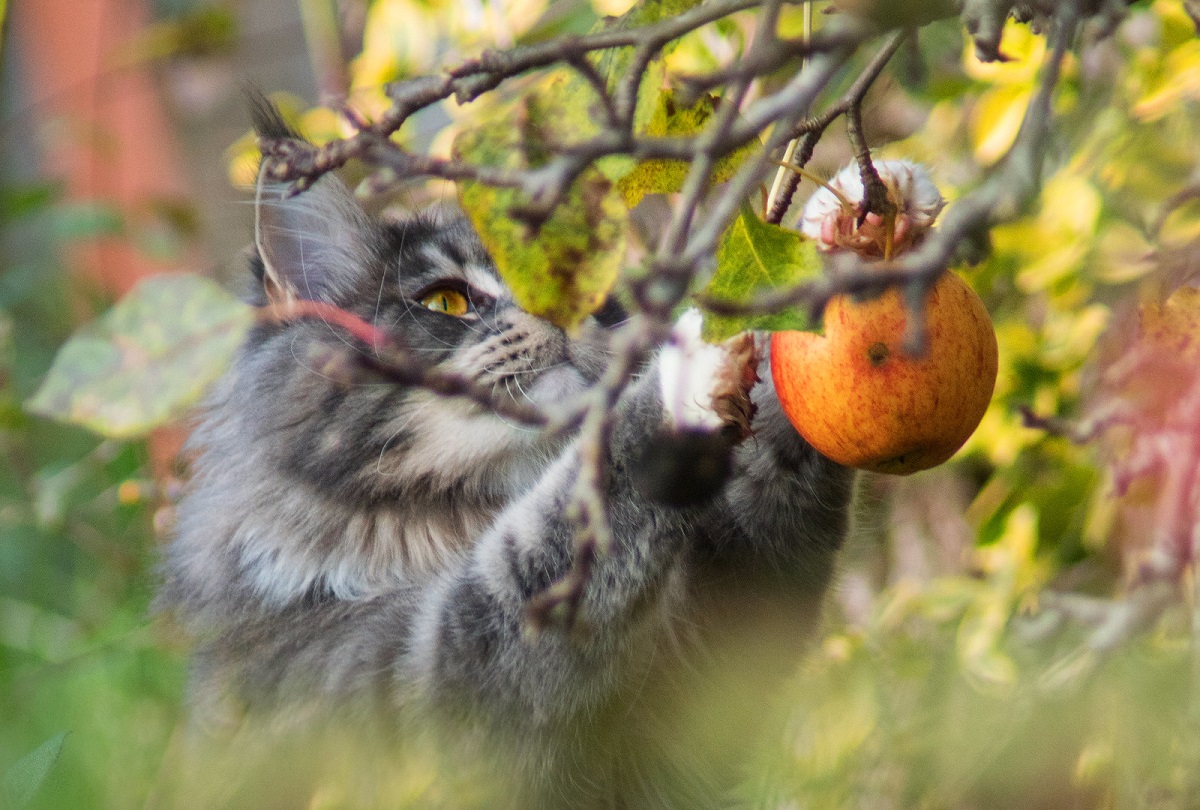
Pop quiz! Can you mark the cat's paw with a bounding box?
[658,310,759,441]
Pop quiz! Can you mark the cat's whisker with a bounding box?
[509,374,536,407]
[371,242,402,359]
[374,399,435,478]
[283,251,368,360]
[504,360,569,376]
[490,379,541,434]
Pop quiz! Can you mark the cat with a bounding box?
[157,98,856,809]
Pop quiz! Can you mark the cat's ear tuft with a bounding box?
[254,164,372,306]
[246,88,301,141]
[249,92,372,306]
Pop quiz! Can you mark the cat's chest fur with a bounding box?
[169,420,535,615]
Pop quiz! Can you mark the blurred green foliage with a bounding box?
[27,275,252,438]
[8,0,1200,806]
[0,183,183,807]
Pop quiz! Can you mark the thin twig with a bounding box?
[766,0,813,221]
[701,7,1078,356]
[259,300,556,429]
[524,322,656,632]
[263,0,765,188]
[767,30,906,224]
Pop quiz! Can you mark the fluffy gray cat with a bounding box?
[158,101,855,808]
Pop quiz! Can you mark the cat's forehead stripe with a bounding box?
[419,244,460,276]
[466,265,503,300]
[416,244,503,300]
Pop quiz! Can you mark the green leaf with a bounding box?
[617,91,759,207]
[592,0,706,185]
[1,732,67,809]
[25,274,253,438]
[702,202,822,341]
[50,201,124,241]
[594,0,704,86]
[455,75,627,332]
[0,183,59,224]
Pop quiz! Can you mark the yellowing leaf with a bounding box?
[299,107,353,146]
[963,19,1046,84]
[226,130,259,189]
[702,203,822,340]
[1155,0,1200,45]
[1094,221,1153,284]
[455,76,626,332]
[1132,40,1200,122]
[1040,173,1102,237]
[352,0,550,86]
[970,85,1032,166]
[453,0,707,329]
[593,0,705,142]
[1159,199,1200,246]
[1014,243,1086,293]
[1008,173,1101,291]
[591,0,637,14]
[353,0,437,86]
[1042,305,1109,368]
[26,274,253,438]
[617,91,759,207]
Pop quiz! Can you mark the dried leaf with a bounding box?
[26,274,252,438]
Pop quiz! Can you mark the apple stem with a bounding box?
[774,160,858,216]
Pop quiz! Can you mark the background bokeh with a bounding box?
[4,0,1200,806]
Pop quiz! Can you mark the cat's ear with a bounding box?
[254,160,372,306]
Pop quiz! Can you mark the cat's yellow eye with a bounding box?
[420,288,470,317]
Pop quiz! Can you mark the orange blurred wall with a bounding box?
[13,0,207,473]
[13,0,200,297]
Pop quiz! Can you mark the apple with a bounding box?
[771,271,998,475]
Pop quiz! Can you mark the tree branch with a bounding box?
[701,3,1080,355]
[766,29,907,225]
[254,0,1133,642]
